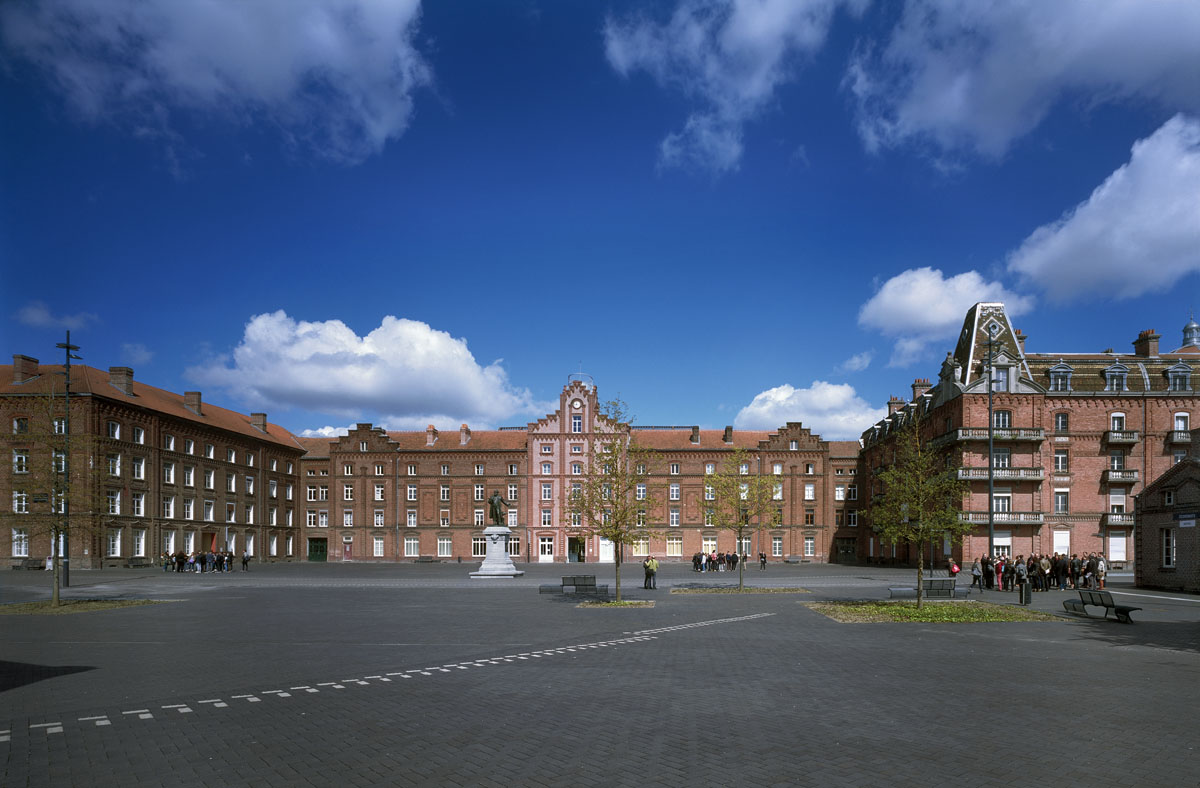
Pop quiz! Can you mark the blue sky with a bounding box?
[3,0,1199,440]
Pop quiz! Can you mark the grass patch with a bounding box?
[577,600,655,608]
[805,600,1058,623]
[0,599,166,616]
[671,587,809,594]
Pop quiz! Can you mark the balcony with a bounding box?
[1104,430,1139,444]
[1103,512,1136,526]
[1167,430,1192,444]
[958,511,1045,525]
[1102,469,1139,484]
[957,467,1045,482]
[931,428,1045,447]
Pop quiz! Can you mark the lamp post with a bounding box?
[56,332,81,588]
[984,323,1000,560]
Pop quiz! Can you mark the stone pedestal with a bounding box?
[470,526,524,579]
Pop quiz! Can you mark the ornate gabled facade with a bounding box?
[860,302,1200,569]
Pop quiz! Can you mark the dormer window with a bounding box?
[1104,363,1129,392]
[991,366,1009,393]
[1048,361,1073,392]
[1166,363,1192,392]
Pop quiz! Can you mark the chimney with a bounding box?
[250,413,267,432]
[911,378,932,401]
[1133,329,1160,358]
[184,391,202,414]
[12,355,38,384]
[460,423,471,445]
[722,425,733,443]
[690,426,700,444]
[108,366,134,396]
[1015,330,1027,353]
[887,395,905,415]
[426,424,438,446]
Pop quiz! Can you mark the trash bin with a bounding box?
[1019,582,1032,606]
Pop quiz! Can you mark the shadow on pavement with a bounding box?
[0,660,95,693]
[1066,619,1200,655]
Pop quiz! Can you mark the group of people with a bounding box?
[690,551,749,572]
[967,552,1108,592]
[162,550,250,573]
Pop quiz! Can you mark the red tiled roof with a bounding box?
[384,430,528,452]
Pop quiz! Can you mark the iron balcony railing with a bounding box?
[957,467,1045,481]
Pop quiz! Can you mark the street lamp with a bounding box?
[983,323,1001,560]
[56,332,82,588]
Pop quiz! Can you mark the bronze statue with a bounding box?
[487,490,508,527]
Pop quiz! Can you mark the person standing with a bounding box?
[647,556,659,590]
[242,550,250,571]
[970,558,983,591]
[1096,553,1107,590]
[759,552,767,570]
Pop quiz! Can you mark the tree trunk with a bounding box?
[51,531,61,607]
[915,542,924,609]
[614,551,622,602]
[737,528,745,591]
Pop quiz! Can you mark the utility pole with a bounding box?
[56,332,82,589]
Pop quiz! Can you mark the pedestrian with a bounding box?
[648,555,658,589]
[759,552,767,570]
[642,556,654,589]
[242,550,250,571]
[948,557,961,580]
[982,556,994,590]
[1096,553,1107,590]
[970,558,983,590]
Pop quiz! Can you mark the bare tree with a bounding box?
[704,448,779,591]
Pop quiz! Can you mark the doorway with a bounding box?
[567,537,585,562]
[307,538,327,562]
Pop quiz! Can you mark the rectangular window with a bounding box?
[343,509,353,527]
[542,482,552,500]
[667,536,682,557]
[343,483,353,501]
[437,536,452,558]
[992,449,1010,469]
[1164,490,1175,506]
[632,538,648,557]
[704,485,714,500]
[246,453,255,468]
[440,510,449,527]
[375,483,385,501]
[132,492,144,517]
[669,507,679,526]
[12,490,28,514]
[509,509,519,527]
[571,414,582,433]
[51,450,65,474]
[637,483,647,500]
[319,510,329,527]
[344,463,354,476]
[183,498,194,520]
[805,464,814,474]
[226,503,236,523]
[669,483,680,501]
[804,508,815,525]
[307,485,318,501]
[804,536,815,557]
[106,529,121,557]
[12,449,28,474]
[405,537,420,557]
[1110,451,1125,470]
[164,434,175,451]
[835,485,845,501]
[226,474,236,493]
[992,493,1012,513]
[107,421,120,439]
[1175,449,1188,465]
[475,484,485,501]
[374,509,384,527]
[1109,489,1126,513]
[475,463,485,476]
[804,483,815,501]
[162,496,175,519]
[407,509,417,527]
[509,464,519,475]
[773,483,783,501]
[705,463,715,474]
[374,462,385,475]
[541,509,552,526]
[205,470,215,490]
[1110,413,1126,431]
[1054,450,1068,472]
[204,500,214,522]
[1161,529,1176,568]
[702,536,718,554]
[408,464,417,476]
[1054,490,1069,514]
[993,410,1012,429]
[789,440,798,451]
[163,462,175,484]
[846,511,857,527]
[407,484,417,501]
[508,483,518,500]
[441,464,450,475]
[472,537,487,558]
[108,453,122,477]
[204,443,214,459]
[772,536,783,557]
[307,510,317,527]
[669,463,680,475]
[133,529,146,557]
[540,536,555,557]
[474,509,485,526]
[440,485,450,501]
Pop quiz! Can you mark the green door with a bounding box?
[307,538,327,562]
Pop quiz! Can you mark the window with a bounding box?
[286,509,293,527]
[164,434,175,451]
[540,445,552,455]
[1110,413,1126,431]
[441,464,450,475]
[772,463,783,475]
[12,490,28,514]
[374,483,384,501]
[846,511,857,527]
[835,468,844,475]
[571,463,582,475]
[1049,368,1072,392]
[204,500,215,522]
[474,509,485,526]
[52,450,64,473]
[343,463,354,476]
[162,497,175,518]
[804,483,815,501]
[571,414,582,433]
[636,509,646,527]
[183,499,194,520]
[636,483,646,500]
[108,453,122,477]
[205,443,214,459]
[226,474,236,493]
[437,536,452,557]
[835,485,846,501]
[106,529,121,557]
[205,470,215,490]
[268,479,278,499]
[374,509,385,527]
[269,458,277,471]
[669,483,680,501]
[704,485,714,501]
[804,536,815,557]
[12,449,28,474]
[509,509,520,528]
[307,485,318,501]
[669,463,680,475]
[1175,413,1190,432]
[227,449,236,463]
[992,410,1012,429]
[571,445,582,454]
[475,484,485,501]
[739,483,748,500]
[1164,490,1175,506]
[440,485,450,501]
[804,509,815,525]
[772,536,783,557]
[991,367,1009,392]
[1054,450,1068,472]
[405,537,420,557]
[360,441,369,453]
[1109,489,1126,514]
[53,418,66,435]
[669,508,679,526]
[805,464,814,475]
[132,528,146,557]
[307,510,317,527]
[1109,451,1125,471]
[472,537,487,558]
[1105,366,1128,392]
[475,464,484,476]
[407,464,417,476]
[542,483,552,500]
[541,509,552,526]
[632,538,649,557]
[509,464,519,475]
[508,483,518,500]
[163,462,175,484]
[343,509,353,527]
[183,466,194,487]
[992,449,1010,469]
[703,508,713,526]
[226,503,236,523]
[667,536,682,557]
[107,421,120,439]
[789,440,798,451]
[739,463,749,475]
[407,510,417,527]
[407,484,417,501]
[705,463,715,474]
[992,493,1012,513]
[773,483,783,501]
[246,453,255,468]
[286,461,294,474]
[440,510,450,527]
[1174,449,1188,465]
[1162,529,1176,568]
[848,485,857,501]
[1054,490,1069,514]
[541,462,552,475]
[132,457,144,480]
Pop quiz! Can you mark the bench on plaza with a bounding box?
[888,577,968,599]
[124,557,153,569]
[414,556,437,563]
[538,575,609,598]
[10,557,45,570]
[1062,589,1141,624]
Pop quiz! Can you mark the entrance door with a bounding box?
[307,538,327,562]
[567,537,583,563]
[1053,529,1070,556]
[343,542,352,560]
[597,537,614,563]
[1109,531,1127,562]
[835,537,856,563]
[538,536,555,562]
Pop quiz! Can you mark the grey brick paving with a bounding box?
[2,562,1198,787]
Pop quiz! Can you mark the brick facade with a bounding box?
[1135,456,1200,593]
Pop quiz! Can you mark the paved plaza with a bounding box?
[1,561,1198,787]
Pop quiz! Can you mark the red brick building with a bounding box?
[1135,455,1200,594]
[860,303,1200,569]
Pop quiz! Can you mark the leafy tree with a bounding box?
[566,399,660,602]
[865,417,969,607]
[704,448,779,591]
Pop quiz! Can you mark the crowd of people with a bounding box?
[690,551,752,572]
[161,550,249,573]
[967,553,1109,592]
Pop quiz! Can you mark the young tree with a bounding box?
[865,417,970,607]
[566,399,660,602]
[705,448,779,591]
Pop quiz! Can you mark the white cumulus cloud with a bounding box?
[858,267,1034,366]
[734,381,886,440]
[0,0,432,165]
[847,0,1200,158]
[186,311,543,429]
[1007,114,1200,301]
[604,0,866,174]
[14,300,98,330]
[837,351,873,373]
[120,343,154,365]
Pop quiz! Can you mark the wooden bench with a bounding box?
[888,577,965,599]
[124,557,153,569]
[414,556,437,563]
[1063,589,1141,623]
[560,575,608,597]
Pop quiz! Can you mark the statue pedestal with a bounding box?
[470,526,524,579]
